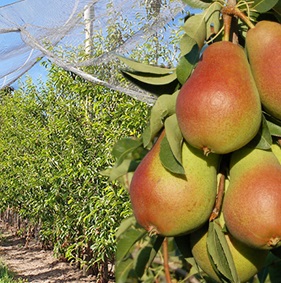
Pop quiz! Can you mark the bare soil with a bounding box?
[0,221,99,283]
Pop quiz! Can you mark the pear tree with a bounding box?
[107,0,281,282]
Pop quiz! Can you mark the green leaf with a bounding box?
[252,0,279,13]
[116,222,147,264]
[181,0,212,9]
[109,159,140,181]
[264,113,281,137]
[204,2,222,40]
[164,114,183,165]
[249,115,272,150]
[118,55,176,75]
[115,257,136,283]
[182,14,206,48]
[142,125,153,150]
[116,216,138,239]
[207,220,239,283]
[115,219,149,283]
[160,135,185,175]
[176,43,200,85]
[266,120,281,137]
[144,91,179,148]
[134,235,164,277]
[273,1,281,22]
[107,137,147,181]
[122,71,180,96]
[112,137,143,160]
[258,252,281,283]
[179,34,197,56]
[122,70,177,86]
[174,234,193,258]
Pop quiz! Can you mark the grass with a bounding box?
[0,261,28,283]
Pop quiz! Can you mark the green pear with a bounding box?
[129,131,220,237]
[176,41,261,155]
[271,142,281,164]
[190,225,268,283]
[246,21,281,120]
[223,146,281,249]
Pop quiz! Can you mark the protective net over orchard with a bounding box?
[0,0,194,105]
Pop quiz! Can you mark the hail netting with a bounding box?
[0,0,189,105]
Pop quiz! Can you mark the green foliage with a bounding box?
[0,63,149,274]
[207,221,239,283]
[0,3,183,279]
[0,261,27,283]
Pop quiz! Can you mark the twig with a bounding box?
[222,12,232,42]
[222,5,255,30]
[162,237,172,283]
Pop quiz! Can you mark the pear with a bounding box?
[246,21,281,120]
[271,142,281,164]
[129,131,220,236]
[176,41,261,155]
[223,146,281,249]
[190,225,268,283]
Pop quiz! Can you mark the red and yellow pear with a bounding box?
[223,146,281,249]
[176,41,261,155]
[129,131,220,236]
[246,21,281,120]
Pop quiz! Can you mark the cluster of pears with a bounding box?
[129,20,281,282]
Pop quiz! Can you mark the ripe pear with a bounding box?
[190,225,268,283]
[129,131,220,236]
[223,146,281,249]
[176,41,261,155]
[246,21,281,120]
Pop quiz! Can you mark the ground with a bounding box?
[0,221,102,283]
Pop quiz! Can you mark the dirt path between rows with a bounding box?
[0,222,98,283]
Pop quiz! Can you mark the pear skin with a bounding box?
[190,225,268,283]
[176,41,261,154]
[223,147,281,249]
[246,21,281,120]
[129,131,220,237]
[271,142,281,164]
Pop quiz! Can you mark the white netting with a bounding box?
[0,0,192,104]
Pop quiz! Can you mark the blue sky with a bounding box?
[1,0,20,7]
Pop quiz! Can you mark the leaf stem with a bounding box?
[163,237,172,283]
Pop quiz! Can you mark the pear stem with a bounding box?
[163,237,172,283]
[209,173,225,221]
[222,5,255,29]
[209,155,229,221]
